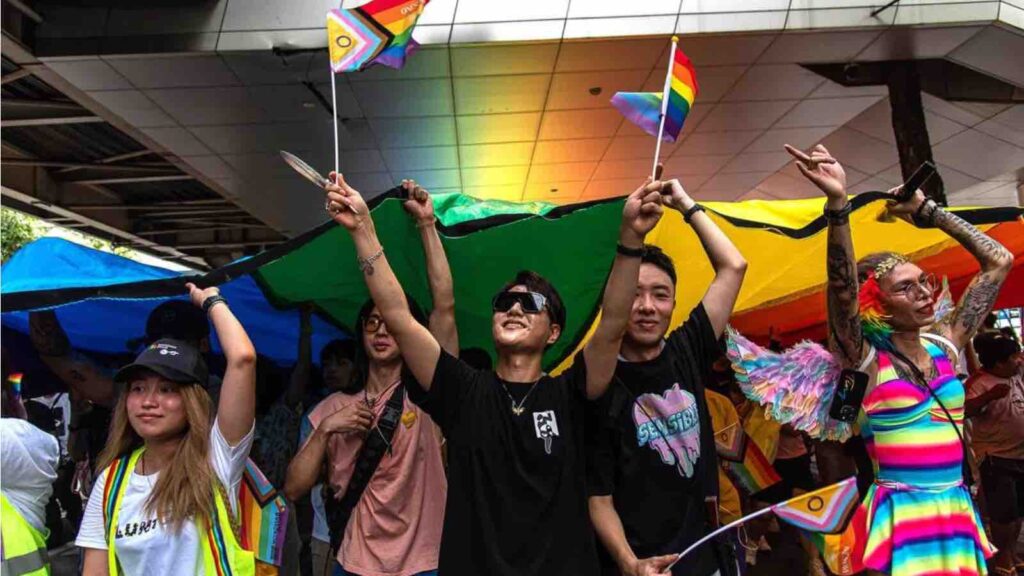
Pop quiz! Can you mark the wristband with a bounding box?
[912,199,938,228]
[824,201,852,225]
[616,243,644,258]
[202,294,228,314]
[682,203,705,224]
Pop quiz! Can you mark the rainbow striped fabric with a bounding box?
[327,0,428,73]
[610,38,698,143]
[7,372,23,398]
[715,422,781,495]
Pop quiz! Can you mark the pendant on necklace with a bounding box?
[511,405,524,416]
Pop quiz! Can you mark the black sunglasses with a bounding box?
[492,291,547,314]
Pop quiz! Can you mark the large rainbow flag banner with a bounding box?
[327,0,428,73]
[610,37,698,143]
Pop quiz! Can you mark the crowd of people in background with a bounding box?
[1,143,1020,576]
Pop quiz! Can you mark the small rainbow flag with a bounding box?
[610,37,698,143]
[716,422,781,495]
[7,372,23,397]
[327,0,428,73]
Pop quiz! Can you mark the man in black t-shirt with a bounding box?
[588,179,747,576]
[322,171,666,575]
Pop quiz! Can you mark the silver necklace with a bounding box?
[500,380,541,416]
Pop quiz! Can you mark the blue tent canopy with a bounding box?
[1,238,348,365]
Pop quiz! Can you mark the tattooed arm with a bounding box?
[785,145,864,368]
[29,311,116,406]
[913,198,1013,350]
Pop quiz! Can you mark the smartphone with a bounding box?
[896,161,936,202]
[829,369,869,422]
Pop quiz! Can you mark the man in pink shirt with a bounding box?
[966,332,1024,576]
[285,181,454,576]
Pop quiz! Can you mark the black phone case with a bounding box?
[829,369,869,422]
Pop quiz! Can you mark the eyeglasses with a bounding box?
[888,273,937,300]
[363,315,386,333]
[492,291,547,315]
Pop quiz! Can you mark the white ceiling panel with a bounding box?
[697,100,798,131]
[450,20,567,44]
[44,58,133,91]
[398,169,462,189]
[462,166,530,186]
[819,127,897,173]
[352,79,454,117]
[662,154,735,175]
[85,90,176,128]
[454,0,569,23]
[556,38,665,72]
[460,143,535,167]
[933,129,1024,181]
[454,75,550,115]
[604,136,675,161]
[697,172,772,196]
[457,113,542,144]
[989,104,1024,131]
[527,162,597,183]
[382,146,460,172]
[547,70,650,110]
[106,55,240,89]
[140,126,212,156]
[949,26,1024,87]
[591,159,657,180]
[858,26,982,61]
[775,95,884,128]
[675,130,762,156]
[254,84,363,123]
[720,151,792,174]
[533,138,611,163]
[675,34,775,66]
[568,0,679,19]
[723,64,825,102]
[538,109,624,140]
[370,116,458,148]
[145,87,266,126]
[747,126,836,152]
[759,30,878,64]
[564,15,678,39]
[937,164,985,195]
[451,43,559,77]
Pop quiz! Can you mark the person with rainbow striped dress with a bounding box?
[787,143,1014,576]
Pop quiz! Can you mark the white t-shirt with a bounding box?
[1,418,60,532]
[76,419,254,576]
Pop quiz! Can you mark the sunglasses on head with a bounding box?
[492,291,548,314]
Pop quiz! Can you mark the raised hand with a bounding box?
[319,401,374,435]
[622,177,664,242]
[785,144,846,200]
[662,178,696,212]
[185,282,219,309]
[400,179,434,224]
[881,184,926,223]
[325,172,371,231]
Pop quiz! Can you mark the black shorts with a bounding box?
[980,456,1024,524]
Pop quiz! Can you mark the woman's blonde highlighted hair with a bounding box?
[97,377,217,531]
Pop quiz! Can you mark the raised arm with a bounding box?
[186,283,257,445]
[325,173,442,390]
[283,305,313,409]
[29,311,116,406]
[785,144,863,368]
[662,179,747,337]
[583,178,664,399]
[906,194,1013,349]
[401,180,459,356]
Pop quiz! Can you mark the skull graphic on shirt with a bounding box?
[633,383,701,478]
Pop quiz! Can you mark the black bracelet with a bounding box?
[616,243,645,258]
[824,201,852,225]
[202,294,228,314]
[915,199,940,228]
[682,203,706,224]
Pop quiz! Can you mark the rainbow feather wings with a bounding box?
[611,41,698,143]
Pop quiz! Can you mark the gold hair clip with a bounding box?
[874,254,909,279]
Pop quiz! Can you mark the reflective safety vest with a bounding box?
[0,493,50,576]
[102,448,255,576]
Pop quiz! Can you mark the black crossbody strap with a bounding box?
[324,383,406,551]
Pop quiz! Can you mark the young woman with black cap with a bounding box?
[76,283,258,576]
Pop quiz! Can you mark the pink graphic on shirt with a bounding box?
[633,383,701,478]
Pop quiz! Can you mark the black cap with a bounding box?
[115,338,209,386]
[145,300,209,344]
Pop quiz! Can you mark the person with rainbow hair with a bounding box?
[786,143,1014,576]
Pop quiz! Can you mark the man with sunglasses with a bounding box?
[285,180,454,576]
[587,179,747,576]
[323,171,665,575]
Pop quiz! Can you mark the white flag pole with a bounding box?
[651,35,679,180]
[330,68,340,177]
[664,506,773,571]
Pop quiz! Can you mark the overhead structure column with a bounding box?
[887,61,946,205]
